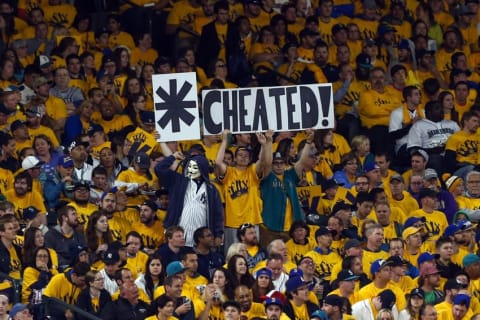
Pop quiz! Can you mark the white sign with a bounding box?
[153,72,200,141]
[202,84,334,135]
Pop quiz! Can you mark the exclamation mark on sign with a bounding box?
[318,86,331,127]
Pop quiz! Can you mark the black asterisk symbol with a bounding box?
[155,79,196,132]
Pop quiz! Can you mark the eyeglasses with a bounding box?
[37,254,49,258]
[355,182,368,185]
[239,223,253,232]
[411,181,423,185]
[216,64,226,68]
[273,161,285,166]
[467,180,480,184]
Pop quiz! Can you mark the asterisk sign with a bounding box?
[155,79,196,132]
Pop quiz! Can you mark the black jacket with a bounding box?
[100,297,152,320]
[75,288,112,320]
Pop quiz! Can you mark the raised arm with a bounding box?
[215,129,229,179]
[294,129,314,178]
[255,130,273,178]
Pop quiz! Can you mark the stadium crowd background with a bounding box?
[0,0,480,320]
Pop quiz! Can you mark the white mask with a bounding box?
[186,160,201,179]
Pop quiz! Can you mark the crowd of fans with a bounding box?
[0,0,479,320]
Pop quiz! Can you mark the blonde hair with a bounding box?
[351,135,369,152]
[375,309,394,320]
[226,243,247,263]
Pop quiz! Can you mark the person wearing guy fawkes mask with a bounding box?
[155,151,224,248]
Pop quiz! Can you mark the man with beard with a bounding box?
[321,294,343,320]
[156,145,224,249]
[4,171,46,220]
[407,100,460,175]
[68,181,97,227]
[418,263,444,304]
[422,169,458,223]
[96,98,134,140]
[415,49,448,88]
[100,190,131,243]
[44,205,86,271]
[132,200,164,254]
[264,297,284,320]
[68,136,93,183]
[234,284,266,319]
[238,223,267,269]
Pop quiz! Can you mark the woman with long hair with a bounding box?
[140,63,155,111]
[33,134,62,168]
[276,138,297,166]
[121,76,146,108]
[22,247,57,317]
[399,291,425,320]
[225,255,254,299]
[75,270,112,320]
[135,254,165,301]
[23,227,58,269]
[85,210,114,268]
[350,135,374,174]
[251,268,275,303]
[124,93,148,126]
[438,90,459,123]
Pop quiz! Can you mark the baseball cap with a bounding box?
[255,267,272,279]
[10,119,26,132]
[419,264,440,276]
[95,26,109,39]
[419,188,438,199]
[404,216,425,229]
[337,270,359,282]
[315,226,332,238]
[323,294,343,308]
[390,174,404,183]
[9,303,28,318]
[23,206,39,221]
[417,252,436,266]
[222,301,241,311]
[25,105,42,118]
[444,278,464,291]
[379,289,396,309]
[443,224,461,238]
[378,24,396,36]
[22,156,44,170]
[140,200,158,212]
[311,310,329,320]
[370,259,393,276]
[74,181,91,191]
[423,168,438,180]
[264,297,283,307]
[135,152,150,169]
[245,0,262,5]
[286,276,310,292]
[364,162,380,173]
[409,288,424,298]
[288,267,304,279]
[68,137,89,153]
[166,261,187,276]
[411,149,429,162]
[272,151,286,162]
[463,253,480,267]
[356,53,372,69]
[364,38,376,47]
[457,4,475,15]
[387,256,407,267]
[103,249,120,265]
[457,219,474,231]
[32,75,51,89]
[454,294,471,308]
[402,226,422,239]
[58,155,74,168]
[140,111,155,125]
[87,124,104,137]
[398,39,410,50]
[37,55,52,68]
[69,242,88,257]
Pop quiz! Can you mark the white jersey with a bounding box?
[389,106,421,153]
[407,119,460,151]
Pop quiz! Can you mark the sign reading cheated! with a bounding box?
[202,83,334,135]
